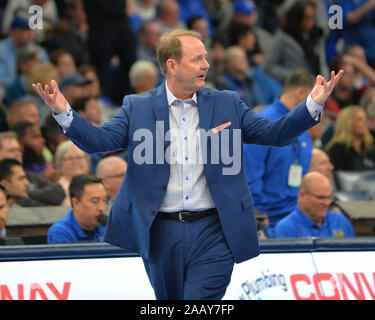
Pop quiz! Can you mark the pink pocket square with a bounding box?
[211,121,232,134]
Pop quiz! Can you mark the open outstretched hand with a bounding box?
[32,80,67,114]
[310,70,344,105]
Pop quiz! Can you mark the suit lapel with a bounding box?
[197,89,214,132]
[152,83,170,152]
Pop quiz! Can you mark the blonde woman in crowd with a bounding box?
[326,105,375,170]
[55,140,90,206]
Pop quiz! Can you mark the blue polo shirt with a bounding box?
[243,99,313,220]
[274,207,355,238]
[47,210,106,244]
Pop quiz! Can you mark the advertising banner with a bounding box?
[1,252,374,300]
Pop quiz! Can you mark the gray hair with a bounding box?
[129,60,158,89]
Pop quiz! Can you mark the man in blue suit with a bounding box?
[32,30,343,300]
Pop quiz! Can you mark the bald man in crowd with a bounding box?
[95,156,127,202]
[275,172,355,238]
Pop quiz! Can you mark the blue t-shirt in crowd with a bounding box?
[274,207,355,238]
[47,210,106,244]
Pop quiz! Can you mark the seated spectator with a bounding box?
[47,175,107,244]
[24,62,58,124]
[0,158,36,208]
[41,0,89,66]
[360,87,375,140]
[95,156,127,203]
[55,140,90,206]
[1,0,58,43]
[156,0,186,34]
[58,72,92,105]
[71,96,102,126]
[0,183,9,238]
[42,114,68,157]
[0,132,65,206]
[326,105,375,170]
[0,16,49,90]
[50,49,77,80]
[6,99,41,128]
[133,0,157,23]
[243,70,315,233]
[186,16,211,49]
[345,45,375,95]
[12,121,59,182]
[129,60,159,95]
[136,21,162,68]
[3,48,41,106]
[78,64,118,122]
[216,46,281,109]
[230,23,264,67]
[219,0,273,57]
[264,0,328,83]
[324,54,360,116]
[275,172,355,238]
[339,0,375,68]
[309,148,334,181]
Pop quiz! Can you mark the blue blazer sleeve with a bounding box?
[63,96,132,154]
[234,93,319,147]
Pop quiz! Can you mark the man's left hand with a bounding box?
[311,70,344,105]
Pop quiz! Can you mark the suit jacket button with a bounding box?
[151,211,156,216]
[161,186,167,191]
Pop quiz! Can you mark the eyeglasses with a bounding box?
[305,190,334,201]
[103,172,126,179]
[61,156,88,162]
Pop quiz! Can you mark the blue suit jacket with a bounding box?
[63,83,319,263]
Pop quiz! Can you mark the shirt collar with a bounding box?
[295,207,322,229]
[68,210,91,240]
[165,81,197,106]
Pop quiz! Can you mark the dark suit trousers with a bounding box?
[142,214,235,300]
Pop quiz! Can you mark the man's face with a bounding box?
[0,191,9,231]
[0,138,23,163]
[172,36,210,94]
[83,98,102,126]
[143,23,162,50]
[100,161,127,200]
[228,49,248,75]
[299,180,332,225]
[11,29,35,47]
[57,54,76,78]
[2,165,30,199]
[72,183,107,230]
[21,125,45,156]
[13,103,41,127]
[310,151,334,180]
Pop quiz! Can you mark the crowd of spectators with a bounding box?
[0,0,375,244]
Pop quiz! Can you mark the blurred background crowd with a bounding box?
[1,0,375,243]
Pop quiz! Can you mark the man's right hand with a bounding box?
[32,80,67,115]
